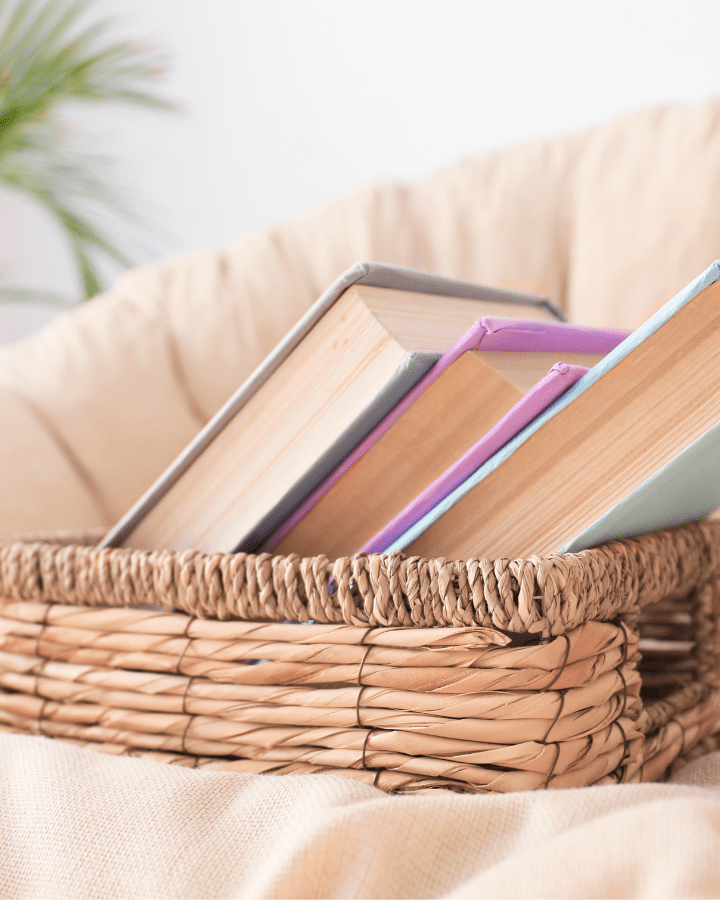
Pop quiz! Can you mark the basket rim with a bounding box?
[1,521,719,636]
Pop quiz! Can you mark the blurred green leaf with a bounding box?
[0,0,173,301]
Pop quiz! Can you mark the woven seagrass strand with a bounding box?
[0,600,648,791]
[1,521,720,635]
[0,589,716,791]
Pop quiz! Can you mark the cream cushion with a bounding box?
[3,100,720,539]
[3,99,720,538]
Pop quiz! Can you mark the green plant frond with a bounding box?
[0,1,86,98]
[0,0,172,110]
[1,147,137,296]
[2,157,137,241]
[0,0,175,300]
[25,32,162,102]
[0,119,118,197]
[56,207,131,266]
[1,4,171,115]
[73,244,101,298]
[0,0,68,65]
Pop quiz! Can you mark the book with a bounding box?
[100,262,567,553]
[356,363,590,556]
[268,315,629,558]
[382,261,720,560]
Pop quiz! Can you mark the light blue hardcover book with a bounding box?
[385,261,720,558]
[562,419,720,552]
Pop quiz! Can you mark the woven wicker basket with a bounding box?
[0,522,719,793]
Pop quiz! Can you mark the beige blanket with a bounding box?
[0,732,717,899]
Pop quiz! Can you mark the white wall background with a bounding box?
[4,0,720,336]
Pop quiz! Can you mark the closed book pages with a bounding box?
[268,319,629,559]
[384,261,720,560]
[101,262,566,554]
[359,363,589,555]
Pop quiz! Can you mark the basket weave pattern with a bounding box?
[0,522,718,792]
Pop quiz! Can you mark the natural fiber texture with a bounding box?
[0,521,719,792]
[2,520,720,634]
[3,731,720,899]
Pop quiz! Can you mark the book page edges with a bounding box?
[262,321,493,548]
[231,352,438,552]
[99,263,371,548]
[361,363,588,554]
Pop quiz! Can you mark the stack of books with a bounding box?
[101,260,720,560]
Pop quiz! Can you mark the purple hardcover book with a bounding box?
[264,317,629,552]
[358,362,587,555]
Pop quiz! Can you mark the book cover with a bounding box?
[382,261,720,556]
